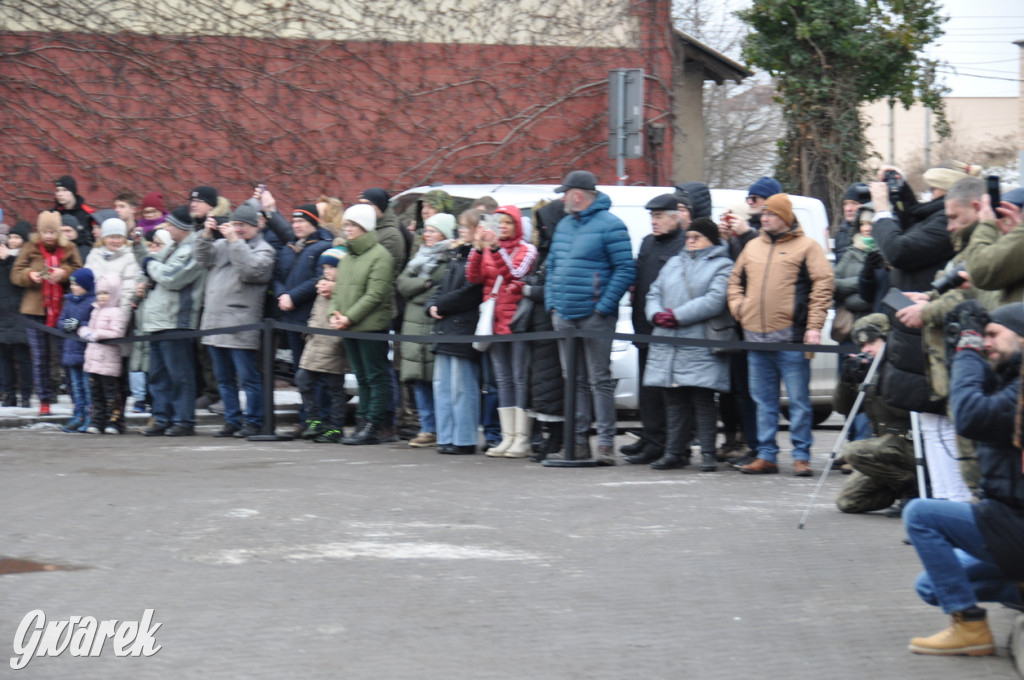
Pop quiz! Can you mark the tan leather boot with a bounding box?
[908,611,995,656]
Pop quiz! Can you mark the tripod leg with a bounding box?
[910,411,929,500]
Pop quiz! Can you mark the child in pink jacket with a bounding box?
[79,275,128,434]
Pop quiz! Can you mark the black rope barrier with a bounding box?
[19,314,856,447]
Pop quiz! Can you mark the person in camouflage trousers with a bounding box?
[835,314,918,514]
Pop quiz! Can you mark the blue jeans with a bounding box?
[904,498,1006,614]
[411,380,435,433]
[208,346,263,429]
[65,365,90,417]
[149,334,197,428]
[849,412,872,441]
[748,349,812,463]
[915,548,1023,610]
[433,354,480,447]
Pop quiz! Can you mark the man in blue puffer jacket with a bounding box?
[546,170,636,464]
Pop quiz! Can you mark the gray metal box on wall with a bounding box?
[608,68,644,159]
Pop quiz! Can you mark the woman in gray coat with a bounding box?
[643,217,732,471]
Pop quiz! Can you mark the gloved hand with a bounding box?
[840,352,872,384]
[61,317,79,333]
[864,249,886,270]
[956,330,984,353]
[652,309,677,329]
[78,327,96,342]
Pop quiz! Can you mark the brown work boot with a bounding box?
[740,457,779,474]
[908,610,995,656]
[793,459,813,477]
[408,432,437,448]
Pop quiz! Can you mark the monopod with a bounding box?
[797,342,886,529]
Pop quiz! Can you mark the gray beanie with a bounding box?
[989,303,1024,337]
[231,199,261,227]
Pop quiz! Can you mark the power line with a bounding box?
[937,69,1023,83]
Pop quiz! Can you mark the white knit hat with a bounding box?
[101,218,127,239]
[342,204,377,232]
[424,213,455,239]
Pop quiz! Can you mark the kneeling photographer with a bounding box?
[901,301,1024,657]
[834,314,917,515]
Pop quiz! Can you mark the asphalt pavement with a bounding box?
[1,402,1021,679]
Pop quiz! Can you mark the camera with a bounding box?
[931,263,966,295]
[841,352,872,384]
[883,169,903,207]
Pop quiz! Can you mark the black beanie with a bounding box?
[687,217,721,246]
[10,220,31,241]
[190,185,218,208]
[292,203,320,227]
[360,188,390,214]
[844,182,871,204]
[55,175,77,195]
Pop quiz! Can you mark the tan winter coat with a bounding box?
[727,223,834,342]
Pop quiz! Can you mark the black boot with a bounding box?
[699,451,717,472]
[619,437,646,456]
[530,420,546,454]
[650,452,689,470]
[625,443,663,465]
[342,422,381,446]
[531,422,564,462]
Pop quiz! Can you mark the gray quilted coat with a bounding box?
[642,243,732,392]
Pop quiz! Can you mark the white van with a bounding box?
[393,184,836,424]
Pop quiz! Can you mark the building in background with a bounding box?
[862,39,1024,183]
[0,0,748,220]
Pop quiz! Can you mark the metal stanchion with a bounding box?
[248,318,292,442]
[544,325,598,467]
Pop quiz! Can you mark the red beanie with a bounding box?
[141,191,165,212]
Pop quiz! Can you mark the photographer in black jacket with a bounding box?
[902,301,1024,657]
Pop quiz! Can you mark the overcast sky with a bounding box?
[710,0,1023,99]
[929,0,1023,98]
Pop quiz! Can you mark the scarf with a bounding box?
[138,215,167,235]
[41,244,65,327]
[405,239,450,277]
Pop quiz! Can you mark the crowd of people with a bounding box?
[1,163,1022,658]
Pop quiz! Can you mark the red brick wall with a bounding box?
[1,23,674,221]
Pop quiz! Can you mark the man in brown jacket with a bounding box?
[727,193,834,476]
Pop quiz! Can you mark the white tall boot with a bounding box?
[487,407,516,457]
[505,408,534,458]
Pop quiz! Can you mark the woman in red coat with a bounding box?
[466,205,537,458]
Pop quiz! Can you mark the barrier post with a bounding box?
[543,324,598,467]
[247,318,293,442]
